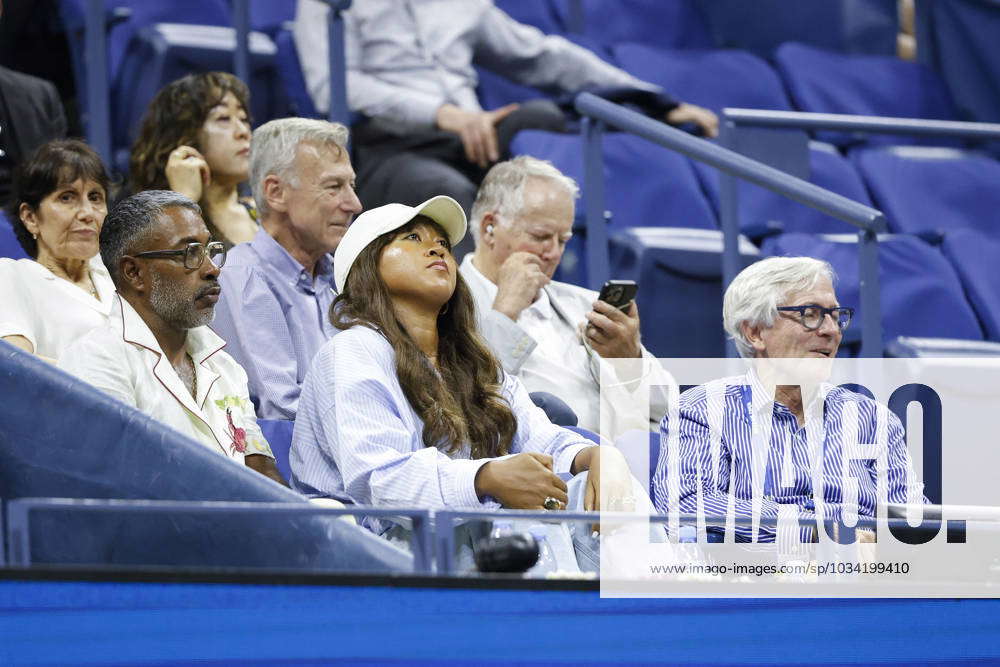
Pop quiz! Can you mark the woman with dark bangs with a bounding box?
[128,72,256,245]
[1,139,114,361]
[291,196,644,569]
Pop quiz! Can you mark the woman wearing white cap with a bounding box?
[290,195,641,564]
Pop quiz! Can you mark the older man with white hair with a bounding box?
[460,155,670,435]
[212,118,362,420]
[652,256,925,543]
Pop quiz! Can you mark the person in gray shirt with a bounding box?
[294,0,716,256]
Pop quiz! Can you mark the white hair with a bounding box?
[250,117,350,217]
[723,256,836,357]
[469,155,579,244]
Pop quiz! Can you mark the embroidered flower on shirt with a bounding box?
[226,408,247,454]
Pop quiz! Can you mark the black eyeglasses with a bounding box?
[776,304,854,331]
[133,242,227,270]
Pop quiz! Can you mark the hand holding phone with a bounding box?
[597,280,638,312]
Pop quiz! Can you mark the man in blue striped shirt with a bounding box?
[652,257,924,544]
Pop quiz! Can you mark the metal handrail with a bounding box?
[573,92,888,357]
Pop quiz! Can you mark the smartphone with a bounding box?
[597,279,638,312]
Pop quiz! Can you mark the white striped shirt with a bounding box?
[290,325,591,513]
[653,372,925,543]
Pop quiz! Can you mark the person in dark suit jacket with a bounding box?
[0,65,68,205]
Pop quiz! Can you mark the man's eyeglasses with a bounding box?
[776,305,854,331]
[133,242,227,270]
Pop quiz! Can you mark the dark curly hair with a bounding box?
[5,139,112,258]
[333,217,518,459]
[128,71,250,193]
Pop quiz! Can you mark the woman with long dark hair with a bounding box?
[128,72,255,245]
[291,196,636,526]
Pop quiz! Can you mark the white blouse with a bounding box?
[0,254,115,360]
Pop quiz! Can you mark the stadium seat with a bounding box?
[0,210,28,260]
[697,0,898,57]
[852,146,1000,238]
[610,227,759,357]
[553,0,714,50]
[774,42,960,147]
[761,233,984,348]
[239,0,296,36]
[0,340,411,572]
[886,336,1000,358]
[494,0,566,36]
[940,229,1000,342]
[275,26,319,118]
[695,141,873,238]
[257,418,294,481]
[612,43,792,116]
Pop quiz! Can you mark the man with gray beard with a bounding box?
[61,190,285,485]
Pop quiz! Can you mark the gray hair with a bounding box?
[100,190,202,288]
[723,256,836,358]
[250,117,350,217]
[469,155,579,245]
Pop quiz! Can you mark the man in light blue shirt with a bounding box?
[213,118,362,420]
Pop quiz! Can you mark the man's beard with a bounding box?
[149,272,215,330]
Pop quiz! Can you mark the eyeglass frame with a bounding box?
[132,241,228,270]
[775,304,855,331]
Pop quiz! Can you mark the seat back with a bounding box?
[853,146,1000,237]
[610,227,759,357]
[257,419,294,481]
[775,42,960,147]
[696,141,873,238]
[553,0,713,50]
[275,26,319,118]
[613,43,792,116]
[0,209,29,260]
[761,232,984,345]
[940,229,1000,342]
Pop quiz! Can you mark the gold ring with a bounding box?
[543,497,561,511]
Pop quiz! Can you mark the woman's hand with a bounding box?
[165,145,210,202]
[475,452,568,509]
[573,446,635,512]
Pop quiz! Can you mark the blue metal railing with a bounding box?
[573,92,889,358]
[720,109,1000,357]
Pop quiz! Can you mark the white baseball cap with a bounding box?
[334,195,467,293]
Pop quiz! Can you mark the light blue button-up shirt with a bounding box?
[212,228,338,420]
[653,372,926,543]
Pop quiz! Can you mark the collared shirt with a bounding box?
[652,372,925,543]
[212,228,338,420]
[294,0,660,127]
[290,325,591,514]
[0,254,114,360]
[60,295,273,463]
[459,254,671,435]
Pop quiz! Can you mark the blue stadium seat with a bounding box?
[0,210,29,260]
[475,67,550,112]
[940,229,1000,342]
[774,42,960,147]
[697,0,898,58]
[852,146,1000,238]
[257,418,294,481]
[695,141,873,238]
[553,0,714,50]
[886,336,1000,358]
[761,233,984,347]
[494,0,566,36]
[240,0,296,36]
[610,227,759,357]
[612,43,792,116]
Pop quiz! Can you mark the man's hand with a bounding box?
[245,453,289,487]
[583,299,642,359]
[436,103,520,168]
[666,103,719,138]
[165,145,210,202]
[492,251,549,321]
[475,452,569,509]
